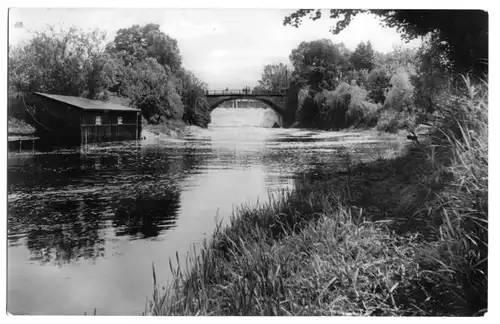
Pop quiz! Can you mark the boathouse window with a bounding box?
[117,117,123,125]
[95,116,102,125]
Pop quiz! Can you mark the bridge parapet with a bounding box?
[205,89,284,97]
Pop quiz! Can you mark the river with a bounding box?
[7,107,405,315]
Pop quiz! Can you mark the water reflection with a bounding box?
[8,195,107,265]
[8,140,213,266]
[113,187,181,240]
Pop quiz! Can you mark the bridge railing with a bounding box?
[205,89,284,96]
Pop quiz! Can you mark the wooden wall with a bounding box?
[33,95,141,147]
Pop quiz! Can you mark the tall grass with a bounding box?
[147,192,442,316]
[424,76,488,314]
[146,77,487,316]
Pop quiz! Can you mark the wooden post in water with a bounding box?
[136,112,139,140]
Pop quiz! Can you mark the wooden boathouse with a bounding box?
[31,92,141,146]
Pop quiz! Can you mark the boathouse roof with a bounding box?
[34,92,141,112]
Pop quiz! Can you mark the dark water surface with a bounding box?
[7,108,405,315]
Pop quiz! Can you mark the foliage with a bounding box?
[121,58,183,122]
[376,45,418,77]
[8,24,211,128]
[295,88,320,128]
[321,87,350,129]
[384,69,415,112]
[376,110,416,133]
[107,23,182,73]
[183,97,211,128]
[349,41,375,71]
[431,78,488,312]
[295,82,383,130]
[345,85,380,127]
[289,39,348,90]
[256,63,292,93]
[8,26,111,98]
[366,68,390,104]
[344,69,369,88]
[283,10,488,74]
[411,34,456,119]
[174,68,211,127]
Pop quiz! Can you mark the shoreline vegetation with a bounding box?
[8,24,213,137]
[145,79,487,316]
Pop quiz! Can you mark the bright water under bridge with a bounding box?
[205,89,287,116]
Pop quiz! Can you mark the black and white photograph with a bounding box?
[4,2,489,317]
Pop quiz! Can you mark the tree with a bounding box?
[175,68,211,127]
[9,23,212,128]
[350,41,375,71]
[365,68,389,104]
[8,26,112,98]
[257,63,292,93]
[289,39,347,91]
[336,42,353,77]
[412,34,455,116]
[284,10,488,74]
[376,45,418,76]
[121,58,183,122]
[384,70,415,113]
[107,23,182,73]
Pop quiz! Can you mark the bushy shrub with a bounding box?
[320,82,353,129]
[376,109,416,133]
[183,97,211,128]
[384,69,415,112]
[317,90,349,130]
[344,69,370,88]
[346,85,368,118]
[366,68,390,104]
[348,100,381,128]
[123,59,184,122]
[294,82,383,130]
[295,88,321,128]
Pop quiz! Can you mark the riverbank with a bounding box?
[143,120,202,139]
[146,85,487,316]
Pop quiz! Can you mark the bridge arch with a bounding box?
[207,96,285,116]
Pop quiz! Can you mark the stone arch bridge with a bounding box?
[205,90,287,116]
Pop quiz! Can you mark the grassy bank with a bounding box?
[143,119,191,138]
[146,80,487,316]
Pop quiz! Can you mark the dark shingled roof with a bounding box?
[34,92,140,112]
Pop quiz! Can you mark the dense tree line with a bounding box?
[283,9,487,75]
[254,9,487,131]
[8,24,211,128]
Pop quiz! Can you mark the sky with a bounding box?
[8,8,421,89]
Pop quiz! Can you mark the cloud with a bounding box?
[208,49,229,58]
[163,21,226,40]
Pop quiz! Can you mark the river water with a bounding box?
[7,108,405,315]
